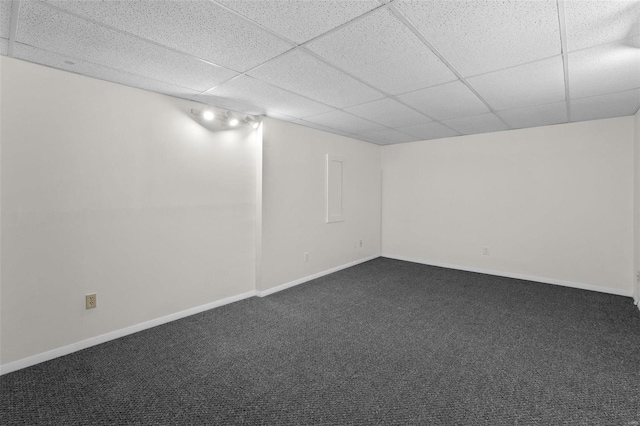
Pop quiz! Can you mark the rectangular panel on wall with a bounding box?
[326,154,344,223]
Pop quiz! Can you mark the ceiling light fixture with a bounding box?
[191,108,260,130]
[191,108,217,122]
[225,111,239,127]
[244,115,261,129]
[202,110,214,121]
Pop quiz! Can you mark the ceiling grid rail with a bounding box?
[198,0,389,95]
[300,49,445,126]
[9,0,638,143]
[193,0,464,138]
[40,0,239,73]
[387,4,512,130]
[33,0,395,137]
[7,0,21,56]
[29,0,562,139]
[557,0,572,122]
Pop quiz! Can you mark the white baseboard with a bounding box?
[0,290,257,376]
[1,255,380,375]
[257,254,380,297]
[4,254,631,375]
[383,254,634,298]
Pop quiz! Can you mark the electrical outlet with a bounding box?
[304,252,309,262]
[86,293,97,309]
[359,240,363,247]
[636,271,640,282]
[483,247,490,256]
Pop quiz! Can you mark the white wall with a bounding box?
[382,118,635,296]
[0,57,258,366]
[0,53,3,367]
[260,119,381,292]
[635,108,640,302]
[2,54,636,372]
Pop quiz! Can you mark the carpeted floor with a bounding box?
[1,257,640,425]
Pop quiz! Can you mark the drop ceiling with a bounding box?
[1,0,639,145]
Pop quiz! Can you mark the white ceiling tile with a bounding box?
[216,0,381,44]
[397,122,460,140]
[344,97,430,128]
[1,0,12,39]
[357,128,418,145]
[394,0,561,76]
[290,119,354,138]
[497,101,568,129]
[303,110,386,134]
[17,2,238,92]
[569,38,640,99]
[248,49,383,108]
[0,38,7,56]
[468,56,566,110]
[11,0,638,142]
[307,8,456,95]
[195,76,334,118]
[397,80,489,120]
[571,89,640,122]
[564,0,640,52]
[442,113,509,135]
[14,43,199,100]
[43,0,292,72]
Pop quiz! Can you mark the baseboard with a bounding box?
[257,254,380,297]
[382,254,634,298]
[0,290,257,376]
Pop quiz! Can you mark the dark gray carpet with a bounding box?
[2,257,640,425]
